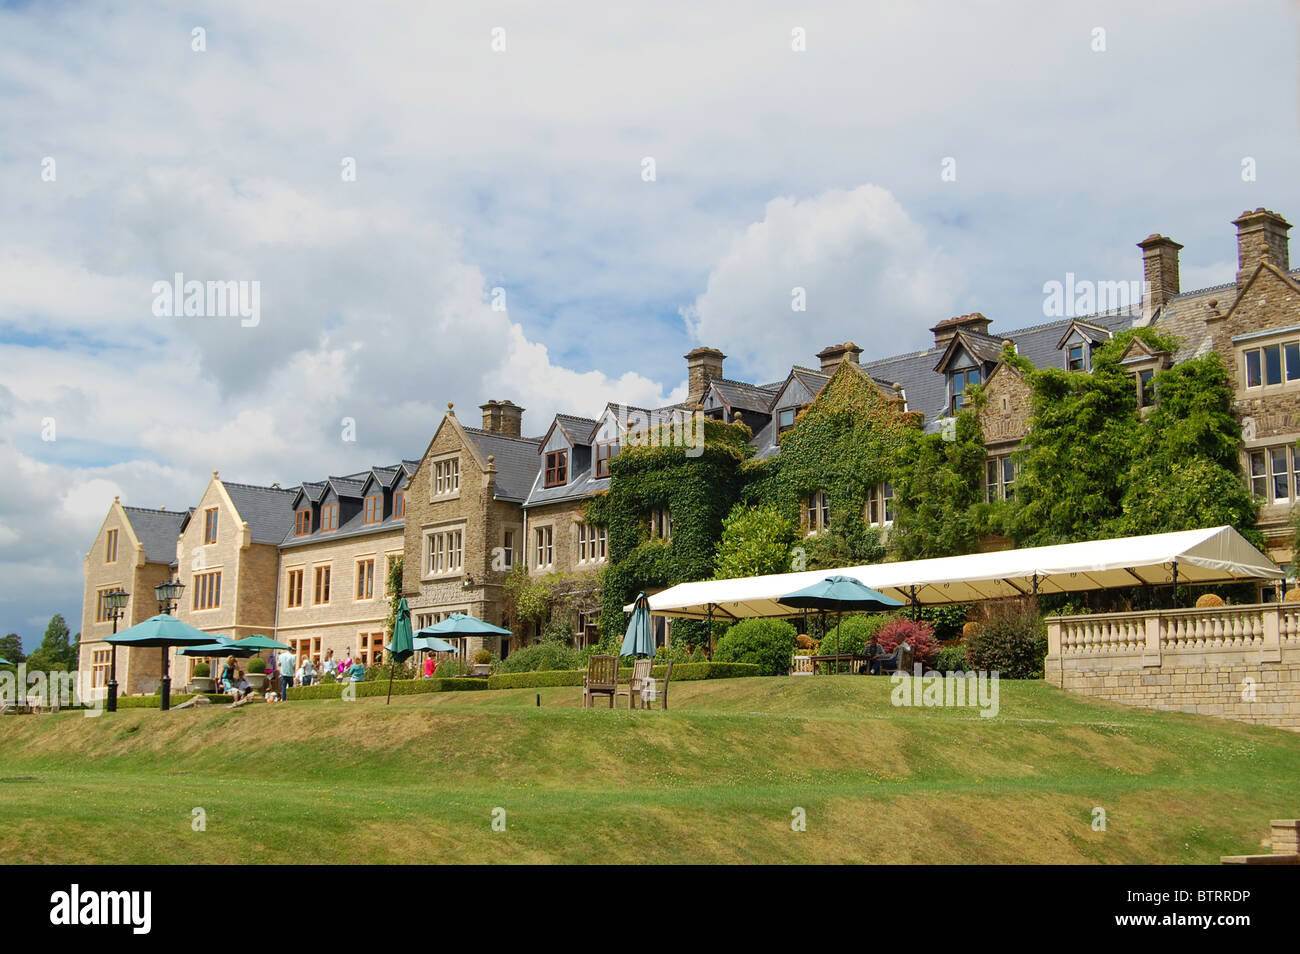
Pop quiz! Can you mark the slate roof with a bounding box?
[552,414,598,445]
[122,506,186,564]
[462,428,543,503]
[711,378,780,415]
[221,482,300,545]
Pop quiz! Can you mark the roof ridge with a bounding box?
[222,480,297,493]
[122,505,186,515]
[462,426,543,445]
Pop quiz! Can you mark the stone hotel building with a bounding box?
[78,207,1300,692]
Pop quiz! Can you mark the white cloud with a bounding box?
[683,185,962,379]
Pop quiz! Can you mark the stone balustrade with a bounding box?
[1046,603,1300,730]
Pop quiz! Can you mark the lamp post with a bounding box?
[154,578,186,711]
[103,588,129,713]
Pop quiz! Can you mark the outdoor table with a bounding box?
[807,653,866,675]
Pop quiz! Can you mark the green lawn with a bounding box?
[0,676,1296,863]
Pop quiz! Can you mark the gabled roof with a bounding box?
[221,482,299,545]
[708,378,780,416]
[325,476,366,499]
[933,329,1005,373]
[541,414,599,450]
[1055,319,1114,350]
[122,506,186,564]
[462,427,543,503]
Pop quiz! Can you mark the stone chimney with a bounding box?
[478,399,524,438]
[1234,208,1292,287]
[930,313,992,350]
[1136,234,1182,321]
[685,347,726,405]
[816,341,864,374]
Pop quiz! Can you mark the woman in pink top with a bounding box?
[423,655,436,678]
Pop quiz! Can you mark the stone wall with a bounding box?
[1046,603,1300,730]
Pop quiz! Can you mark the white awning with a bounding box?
[627,526,1282,619]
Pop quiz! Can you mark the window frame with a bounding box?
[356,558,375,600]
[286,568,304,608]
[105,529,118,563]
[544,450,569,488]
[363,495,382,524]
[314,565,332,605]
[203,507,219,545]
[294,509,312,536]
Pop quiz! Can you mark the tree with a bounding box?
[713,504,799,579]
[0,633,25,664]
[26,614,77,671]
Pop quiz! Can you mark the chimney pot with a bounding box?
[685,347,726,406]
[1233,208,1291,287]
[1137,233,1183,320]
[930,313,992,350]
[478,399,524,438]
[816,341,864,373]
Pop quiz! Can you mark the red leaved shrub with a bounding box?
[875,618,938,666]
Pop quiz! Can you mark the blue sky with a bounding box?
[1,1,1298,649]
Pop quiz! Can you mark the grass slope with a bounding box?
[0,676,1296,864]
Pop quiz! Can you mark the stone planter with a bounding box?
[245,672,267,691]
[472,663,491,676]
[190,677,215,694]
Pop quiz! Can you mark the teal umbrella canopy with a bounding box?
[620,592,655,658]
[0,657,11,665]
[777,575,903,612]
[231,634,293,651]
[104,614,216,647]
[179,637,258,658]
[422,613,511,637]
[412,634,458,653]
[387,598,415,663]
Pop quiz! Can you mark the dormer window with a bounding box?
[1066,343,1089,372]
[545,450,568,487]
[363,494,382,524]
[595,441,619,478]
[394,490,405,519]
[294,509,311,536]
[778,408,797,432]
[949,368,981,414]
[321,503,339,532]
[1136,370,1156,410]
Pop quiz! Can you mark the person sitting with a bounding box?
[871,640,913,675]
[220,655,243,699]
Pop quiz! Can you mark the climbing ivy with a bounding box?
[890,409,987,559]
[590,418,753,647]
[713,503,800,579]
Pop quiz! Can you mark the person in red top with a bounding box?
[423,655,437,678]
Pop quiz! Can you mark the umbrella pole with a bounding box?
[160,645,171,711]
[386,657,395,705]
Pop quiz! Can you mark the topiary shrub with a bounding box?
[247,657,266,674]
[821,613,892,656]
[964,606,1047,679]
[473,648,492,665]
[934,644,969,672]
[1195,593,1225,608]
[714,619,799,676]
[876,618,939,666]
[795,633,815,652]
[192,662,211,677]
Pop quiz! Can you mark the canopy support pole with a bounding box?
[908,586,920,622]
[706,604,714,660]
[1172,559,1179,607]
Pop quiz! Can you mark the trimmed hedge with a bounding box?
[286,677,487,701]
[116,693,234,708]
[487,661,760,690]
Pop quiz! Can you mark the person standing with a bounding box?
[278,648,296,701]
[321,648,334,682]
[300,654,315,687]
[348,655,365,684]
[423,655,436,679]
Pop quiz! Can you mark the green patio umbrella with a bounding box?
[620,592,655,658]
[0,657,10,666]
[384,598,415,705]
[179,638,259,658]
[231,634,292,651]
[412,633,457,653]
[418,613,512,668]
[778,576,903,672]
[105,614,218,710]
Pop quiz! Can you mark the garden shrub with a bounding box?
[934,644,970,672]
[876,618,939,666]
[247,657,266,674]
[286,677,486,700]
[192,662,211,677]
[713,619,798,675]
[473,648,493,665]
[821,613,891,655]
[496,641,586,674]
[964,606,1047,679]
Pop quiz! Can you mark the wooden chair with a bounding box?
[642,660,674,711]
[582,654,619,708]
[615,658,653,709]
[789,655,814,676]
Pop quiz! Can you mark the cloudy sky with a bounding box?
[2,1,1298,648]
